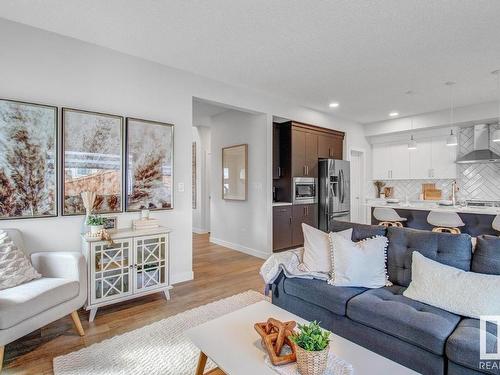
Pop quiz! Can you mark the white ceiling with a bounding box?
[1,1,500,124]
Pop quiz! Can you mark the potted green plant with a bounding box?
[87,214,105,235]
[289,321,331,375]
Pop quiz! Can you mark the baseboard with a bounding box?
[171,271,194,284]
[209,236,270,259]
[192,227,209,234]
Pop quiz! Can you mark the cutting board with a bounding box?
[424,189,442,200]
[422,183,436,193]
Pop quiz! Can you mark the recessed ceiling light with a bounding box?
[389,112,399,117]
[329,102,339,108]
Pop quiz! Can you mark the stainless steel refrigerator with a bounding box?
[318,159,350,232]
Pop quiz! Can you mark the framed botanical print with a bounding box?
[125,118,174,211]
[0,99,58,219]
[62,108,123,215]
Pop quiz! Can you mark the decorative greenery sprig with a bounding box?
[87,214,105,226]
[289,321,330,352]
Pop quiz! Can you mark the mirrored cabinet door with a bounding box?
[133,235,168,293]
[91,239,133,304]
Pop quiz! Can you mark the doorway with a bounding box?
[349,149,365,223]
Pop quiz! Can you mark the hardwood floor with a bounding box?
[3,233,265,374]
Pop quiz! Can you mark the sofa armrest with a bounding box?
[31,252,86,283]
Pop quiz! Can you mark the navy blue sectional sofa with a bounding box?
[271,221,500,375]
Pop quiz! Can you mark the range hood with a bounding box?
[456,124,500,164]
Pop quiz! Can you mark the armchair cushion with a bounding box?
[0,277,79,329]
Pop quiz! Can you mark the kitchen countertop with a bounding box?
[272,202,293,207]
[365,199,500,215]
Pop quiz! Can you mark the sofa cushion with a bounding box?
[283,277,366,316]
[473,235,500,275]
[386,227,472,286]
[330,220,386,242]
[447,319,499,375]
[0,277,79,329]
[347,286,461,355]
[404,252,500,319]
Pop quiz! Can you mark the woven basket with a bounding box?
[295,344,329,375]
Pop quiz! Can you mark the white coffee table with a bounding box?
[185,300,419,375]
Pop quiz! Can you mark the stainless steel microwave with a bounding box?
[293,177,317,205]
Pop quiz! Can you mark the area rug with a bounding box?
[53,290,266,375]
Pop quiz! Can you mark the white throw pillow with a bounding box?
[301,224,352,274]
[328,232,390,288]
[403,252,500,319]
[0,230,41,291]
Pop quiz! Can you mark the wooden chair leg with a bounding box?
[0,345,4,373]
[70,311,85,337]
[195,351,208,375]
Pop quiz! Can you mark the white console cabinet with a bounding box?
[81,227,172,322]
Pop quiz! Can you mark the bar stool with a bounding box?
[492,215,500,234]
[427,211,465,234]
[373,207,407,227]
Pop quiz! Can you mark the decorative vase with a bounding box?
[295,344,329,375]
[90,225,104,235]
[141,209,150,220]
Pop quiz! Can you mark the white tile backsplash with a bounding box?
[369,179,454,200]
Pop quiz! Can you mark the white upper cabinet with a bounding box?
[373,135,457,180]
[409,139,432,179]
[431,136,457,179]
[372,142,410,180]
[372,143,391,180]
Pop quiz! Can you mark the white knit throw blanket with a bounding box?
[260,248,328,295]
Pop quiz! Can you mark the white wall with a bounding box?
[208,110,268,258]
[0,19,369,280]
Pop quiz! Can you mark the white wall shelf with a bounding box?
[81,227,172,322]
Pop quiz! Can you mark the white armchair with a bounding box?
[0,229,87,371]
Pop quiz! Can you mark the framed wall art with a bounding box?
[222,144,248,201]
[125,118,174,211]
[102,216,118,231]
[0,99,58,219]
[62,108,123,215]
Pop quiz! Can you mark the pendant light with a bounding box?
[492,70,500,142]
[445,81,458,146]
[407,90,417,150]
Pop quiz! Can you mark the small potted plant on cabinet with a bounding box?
[290,321,331,375]
[87,214,105,235]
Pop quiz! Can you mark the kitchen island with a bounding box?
[365,199,500,236]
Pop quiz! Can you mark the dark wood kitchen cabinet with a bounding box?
[273,205,293,251]
[318,133,343,159]
[273,124,281,179]
[291,127,318,177]
[273,204,318,251]
[272,121,344,251]
[291,204,317,247]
